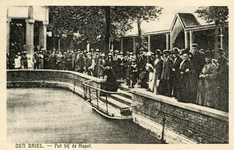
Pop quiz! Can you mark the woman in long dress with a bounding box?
[196,50,218,109]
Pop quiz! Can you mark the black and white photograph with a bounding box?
[2,0,232,149]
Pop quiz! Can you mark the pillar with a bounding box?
[121,38,123,53]
[184,30,188,49]
[6,18,11,54]
[220,28,223,49]
[39,23,47,49]
[111,43,114,50]
[170,33,173,50]
[87,42,90,52]
[166,33,169,50]
[26,19,34,54]
[189,30,193,50]
[133,37,136,54]
[148,35,151,52]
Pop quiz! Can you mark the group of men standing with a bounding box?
[7,43,228,112]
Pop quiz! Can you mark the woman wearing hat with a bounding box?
[196,50,218,109]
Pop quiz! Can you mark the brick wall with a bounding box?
[7,70,102,97]
[131,88,228,144]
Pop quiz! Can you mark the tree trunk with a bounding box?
[104,6,111,55]
[137,18,143,49]
[214,24,219,59]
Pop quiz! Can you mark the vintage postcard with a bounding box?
[1,0,233,150]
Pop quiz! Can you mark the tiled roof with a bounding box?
[177,13,201,28]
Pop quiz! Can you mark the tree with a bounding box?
[48,6,163,54]
[195,6,228,58]
[126,6,163,52]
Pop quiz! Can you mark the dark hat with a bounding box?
[180,48,190,55]
[162,49,169,54]
[155,49,162,55]
[172,47,180,54]
[204,50,213,57]
[219,48,224,53]
[192,43,198,48]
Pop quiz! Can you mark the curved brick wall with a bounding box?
[7,70,103,97]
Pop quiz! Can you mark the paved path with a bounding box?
[7,88,161,144]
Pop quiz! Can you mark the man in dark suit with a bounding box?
[170,47,182,98]
[159,49,173,96]
[189,43,205,103]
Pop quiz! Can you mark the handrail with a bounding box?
[82,79,119,94]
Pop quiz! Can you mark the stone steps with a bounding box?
[110,94,132,106]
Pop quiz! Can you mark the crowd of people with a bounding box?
[7,43,229,112]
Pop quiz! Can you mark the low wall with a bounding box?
[7,70,103,97]
[130,88,228,144]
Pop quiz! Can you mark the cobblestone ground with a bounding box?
[7,88,161,144]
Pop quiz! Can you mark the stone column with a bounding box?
[133,37,136,54]
[189,30,193,50]
[170,33,173,50]
[6,18,11,54]
[184,30,188,49]
[121,38,123,53]
[220,28,223,49]
[166,33,169,50]
[87,42,90,52]
[39,22,47,49]
[26,19,34,54]
[148,35,151,52]
[111,43,114,50]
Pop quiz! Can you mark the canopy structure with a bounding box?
[7,6,49,54]
[122,13,228,54]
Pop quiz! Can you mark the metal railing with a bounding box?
[82,79,119,117]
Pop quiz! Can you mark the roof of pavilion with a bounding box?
[124,13,214,37]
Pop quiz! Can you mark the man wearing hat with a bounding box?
[158,49,173,96]
[152,49,163,94]
[189,43,205,103]
[85,52,93,75]
[215,48,228,111]
[20,51,28,69]
[170,47,183,98]
[177,48,192,103]
[93,49,101,77]
[129,58,138,88]
[137,50,147,78]
[115,51,124,80]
